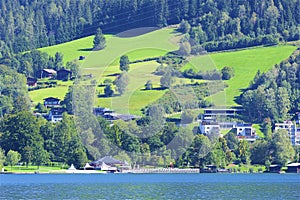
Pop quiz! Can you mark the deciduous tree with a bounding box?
[93,28,106,50]
[120,55,130,72]
[114,72,129,95]
[6,150,21,171]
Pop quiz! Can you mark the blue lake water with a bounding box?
[0,173,299,199]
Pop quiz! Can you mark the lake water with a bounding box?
[0,173,299,199]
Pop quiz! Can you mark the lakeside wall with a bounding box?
[124,168,200,174]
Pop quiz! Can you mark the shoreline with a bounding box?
[1,169,283,175]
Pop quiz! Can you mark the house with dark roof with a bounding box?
[36,69,57,78]
[93,107,141,122]
[269,164,282,173]
[286,163,300,173]
[48,107,66,122]
[44,97,61,108]
[57,68,72,80]
[27,77,37,87]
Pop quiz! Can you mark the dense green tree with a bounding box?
[208,141,227,168]
[145,80,153,90]
[0,111,45,160]
[33,145,49,169]
[93,28,106,50]
[179,42,191,56]
[66,60,80,78]
[52,113,88,166]
[0,148,5,169]
[271,130,295,166]
[188,134,212,168]
[141,104,166,138]
[221,66,234,80]
[35,103,48,113]
[261,118,272,139]
[236,140,251,165]
[224,132,239,150]
[181,111,194,124]
[104,84,114,97]
[23,146,34,168]
[0,65,29,116]
[119,55,130,72]
[114,72,129,95]
[54,52,64,70]
[178,20,191,34]
[160,72,174,89]
[250,139,270,165]
[6,150,21,171]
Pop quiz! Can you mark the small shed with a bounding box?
[286,163,300,173]
[27,77,37,87]
[57,68,72,80]
[269,165,282,173]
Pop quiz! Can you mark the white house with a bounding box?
[274,121,294,133]
[274,121,300,146]
[199,121,220,135]
[48,107,66,123]
[233,123,257,142]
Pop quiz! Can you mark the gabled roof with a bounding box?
[43,69,57,74]
[57,68,72,73]
[93,156,124,165]
[236,123,253,127]
[50,107,66,115]
[44,97,60,101]
[287,163,300,167]
[27,77,37,82]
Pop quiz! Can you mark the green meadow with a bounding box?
[32,27,297,114]
[185,45,297,106]
[29,81,73,105]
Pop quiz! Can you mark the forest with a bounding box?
[0,0,299,54]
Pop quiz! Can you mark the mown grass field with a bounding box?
[35,27,297,114]
[29,81,73,105]
[3,165,65,173]
[185,45,297,106]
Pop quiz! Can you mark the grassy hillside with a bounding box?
[33,27,297,114]
[40,28,178,69]
[29,81,73,104]
[97,61,166,115]
[184,45,297,106]
[35,28,180,113]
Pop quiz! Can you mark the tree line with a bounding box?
[0,108,298,170]
[0,111,88,169]
[239,49,300,124]
[0,49,80,79]
[0,0,298,55]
